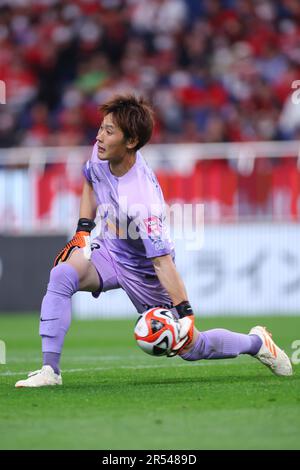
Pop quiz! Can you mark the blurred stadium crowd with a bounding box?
[1,0,300,148]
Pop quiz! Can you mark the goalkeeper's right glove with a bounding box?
[54,218,96,267]
[167,301,195,357]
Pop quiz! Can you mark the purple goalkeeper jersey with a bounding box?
[83,143,175,276]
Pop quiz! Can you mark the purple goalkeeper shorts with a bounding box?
[90,240,173,314]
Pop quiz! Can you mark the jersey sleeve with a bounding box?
[82,160,92,183]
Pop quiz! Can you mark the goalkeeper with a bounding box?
[16,95,292,387]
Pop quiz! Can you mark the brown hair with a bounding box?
[99,94,154,150]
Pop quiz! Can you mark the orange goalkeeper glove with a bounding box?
[54,218,96,266]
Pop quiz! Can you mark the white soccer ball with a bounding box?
[134,307,181,356]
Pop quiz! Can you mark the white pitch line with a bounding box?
[0,360,245,377]
[6,355,141,363]
[4,354,252,363]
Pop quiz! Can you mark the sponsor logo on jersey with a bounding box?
[143,216,162,238]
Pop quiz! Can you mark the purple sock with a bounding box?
[180,329,262,361]
[43,352,61,375]
[40,263,79,374]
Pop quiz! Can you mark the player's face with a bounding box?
[96,113,130,162]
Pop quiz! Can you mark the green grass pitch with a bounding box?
[0,314,299,450]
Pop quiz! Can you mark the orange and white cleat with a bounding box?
[249,326,293,376]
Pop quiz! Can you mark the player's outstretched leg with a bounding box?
[15,250,101,388]
[180,328,262,360]
[179,327,293,376]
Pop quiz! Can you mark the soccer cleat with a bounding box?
[15,365,62,388]
[249,326,293,376]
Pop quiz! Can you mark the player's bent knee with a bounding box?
[48,263,79,297]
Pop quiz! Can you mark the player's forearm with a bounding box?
[152,254,188,306]
[54,180,96,265]
[79,179,97,220]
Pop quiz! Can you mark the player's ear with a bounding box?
[126,136,138,150]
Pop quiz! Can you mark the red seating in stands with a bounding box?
[272,157,300,221]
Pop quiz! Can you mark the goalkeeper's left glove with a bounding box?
[54,218,96,266]
[167,301,195,357]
